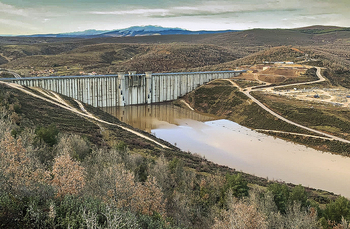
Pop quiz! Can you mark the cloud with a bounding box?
[1,0,349,34]
[89,1,302,19]
[0,1,68,34]
[0,2,29,16]
[91,8,169,16]
[152,7,300,18]
[0,18,39,31]
[0,1,68,19]
[87,0,349,22]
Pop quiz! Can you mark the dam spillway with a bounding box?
[0,70,245,107]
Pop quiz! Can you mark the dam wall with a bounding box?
[1,70,245,107]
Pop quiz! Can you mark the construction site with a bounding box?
[235,63,350,108]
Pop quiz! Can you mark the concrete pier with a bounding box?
[1,70,245,107]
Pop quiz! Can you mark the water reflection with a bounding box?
[102,104,350,197]
[153,119,350,197]
[102,103,215,132]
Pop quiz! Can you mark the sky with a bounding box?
[0,0,349,35]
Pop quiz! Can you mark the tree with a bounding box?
[55,134,91,162]
[220,173,249,205]
[213,194,268,229]
[111,169,166,216]
[267,183,290,214]
[323,197,350,223]
[226,173,249,197]
[149,154,169,193]
[290,184,308,208]
[35,124,59,147]
[248,187,318,228]
[0,132,49,194]
[283,202,318,229]
[83,205,139,229]
[51,153,86,197]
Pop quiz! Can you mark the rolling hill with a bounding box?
[0,26,349,81]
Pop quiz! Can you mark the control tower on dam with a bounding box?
[1,70,245,107]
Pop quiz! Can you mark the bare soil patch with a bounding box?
[258,74,286,83]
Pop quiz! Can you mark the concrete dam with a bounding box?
[1,70,245,107]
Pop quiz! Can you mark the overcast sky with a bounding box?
[0,0,349,35]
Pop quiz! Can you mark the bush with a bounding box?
[55,195,104,229]
[35,124,59,147]
[290,185,308,208]
[138,213,174,229]
[219,173,249,207]
[224,173,249,198]
[323,196,350,224]
[268,183,290,214]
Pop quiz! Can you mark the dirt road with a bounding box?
[0,81,170,149]
[227,67,350,144]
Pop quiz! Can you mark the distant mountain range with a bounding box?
[22,26,239,38]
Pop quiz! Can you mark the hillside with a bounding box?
[189,46,309,71]
[0,43,242,76]
[0,80,347,228]
[1,27,350,80]
[296,25,350,34]
[2,26,350,228]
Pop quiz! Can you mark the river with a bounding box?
[102,103,350,198]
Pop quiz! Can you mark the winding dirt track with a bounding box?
[226,67,350,144]
[180,99,194,111]
[0,81,170,149]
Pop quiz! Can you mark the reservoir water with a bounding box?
[103,103,350,198]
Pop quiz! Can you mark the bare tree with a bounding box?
[213,191,268,229]
[51,153,86,196]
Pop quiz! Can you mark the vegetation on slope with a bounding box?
[0,43,240,76]
[251,91,350,154]
[322,69,350,89]
[1,83,349,228]
[184,80,314,134]
[296,26,350,34]
[2,27,350,228]
[183,79,350,156]
[188,46,309,72]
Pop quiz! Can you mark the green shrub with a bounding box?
[289,185,308,208]
[138,213,175,229]
[35,124,59,147]
[268,183,290,214]
[323,196,350,224]
[55,195,105,229]
[224,173,249,198]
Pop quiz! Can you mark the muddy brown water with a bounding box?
[102,103,350,198]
